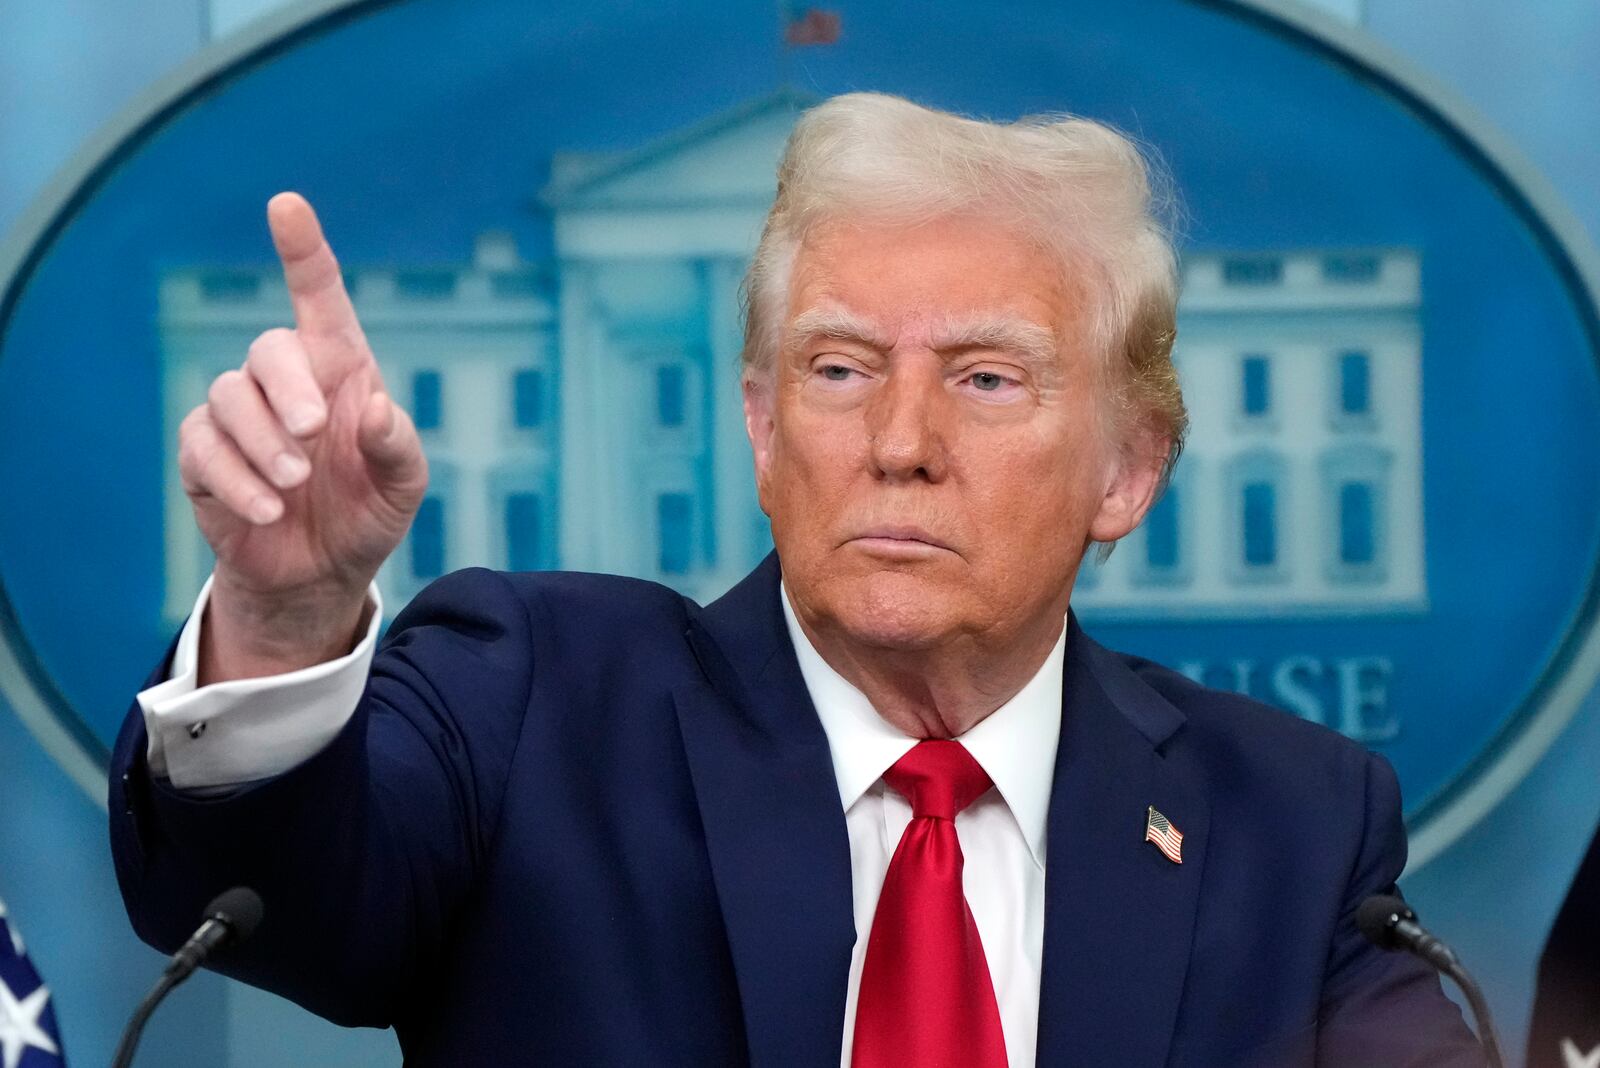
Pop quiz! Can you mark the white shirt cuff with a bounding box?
[137,574,383,791]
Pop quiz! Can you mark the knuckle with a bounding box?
[179,409,216,456]
[178,434,213,488]
[180,412,215,457]
[177,438,199,480]
[195,441,241,499]
[178,404,209,437]
[208,369,245,407]
[246,327,296,366]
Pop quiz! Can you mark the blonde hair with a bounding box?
[740,92,1187,484]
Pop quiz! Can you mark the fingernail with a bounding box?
[272,453,310,487]
[287,405,325,436]
[250,496,283,524]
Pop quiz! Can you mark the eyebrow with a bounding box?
[786,306,1058,368]
[929,313,1058,369]
[787,306,896,351]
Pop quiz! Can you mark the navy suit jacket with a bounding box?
[110,555,1483,1066]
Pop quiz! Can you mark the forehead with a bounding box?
[784,214,1079,338]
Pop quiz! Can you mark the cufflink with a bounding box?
[187,721,206,740]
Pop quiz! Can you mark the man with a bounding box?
[110,93,1485,1066]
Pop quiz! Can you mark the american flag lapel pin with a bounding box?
[1145,805,1184,864]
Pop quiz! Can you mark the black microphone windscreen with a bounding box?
[205,887,264,941]
[1356,894,1413,950]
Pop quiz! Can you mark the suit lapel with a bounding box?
[674,555,855,1067]
[1036,616,1210,1068]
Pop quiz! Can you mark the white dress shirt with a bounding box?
[137,576,1064,1066]
[780,586,1062,1068]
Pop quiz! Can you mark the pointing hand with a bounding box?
[178,193,428,673]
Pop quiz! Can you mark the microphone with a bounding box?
[164,886,264,983]
[1356,894,1503,1068]
[112,887,264,1068]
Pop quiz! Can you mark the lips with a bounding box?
[849,525,955,552]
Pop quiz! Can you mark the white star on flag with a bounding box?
[1564,1038,1600,1068]
[0,976,58,1068]
[0,898,63,1068]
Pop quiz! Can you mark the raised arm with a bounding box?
[112,197,499,1025]
[179,192,427,684]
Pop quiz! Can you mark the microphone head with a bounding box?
[204,887,264,942]
[1356,893,1416,951]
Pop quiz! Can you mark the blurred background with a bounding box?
[1,1,1598,1064]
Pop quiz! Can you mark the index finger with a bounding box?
[267,192,365,351]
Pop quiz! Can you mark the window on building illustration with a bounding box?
[1323,253,1381,284]
[412,370,442,431]
[1242,482,1277,567]
[658,493,693,574]
[1222,256,1283,286]
[505,493,543,572]
[1319,445,1391,584]
[411,496,445,578]
[198,271,260,301]
[395,270,456,299]
[513,368,544,428]
[1339,351,1371,416]
[1241,355,1271,417]
[1145,485,1181,571]
[1339,482,1375,565]
[657,365,686,428]
[491,271,541,299]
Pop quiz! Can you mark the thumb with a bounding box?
[357,391,428,498]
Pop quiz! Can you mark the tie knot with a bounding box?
[882,740,993,821]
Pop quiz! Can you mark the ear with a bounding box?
[1088,430,1169,543]
[743,370,777,506]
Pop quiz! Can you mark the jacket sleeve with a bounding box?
[1315,751,1489,1067]
[108,567,537,1027]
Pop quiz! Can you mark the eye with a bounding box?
[958,367,1025,402]
[819,364,858,381]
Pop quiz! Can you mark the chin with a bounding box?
[824,568,967,651]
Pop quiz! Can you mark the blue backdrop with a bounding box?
[2,1,1599,1064]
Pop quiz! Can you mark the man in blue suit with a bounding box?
[111,93,1484,1065]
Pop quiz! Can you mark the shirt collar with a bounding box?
[780,581,1064,867]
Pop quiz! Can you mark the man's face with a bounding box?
[745,213,1162,654]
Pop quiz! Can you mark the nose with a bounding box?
[866,358,950,483]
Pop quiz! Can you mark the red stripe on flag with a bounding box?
[1146,818,1184,863]
[786,9,842,46]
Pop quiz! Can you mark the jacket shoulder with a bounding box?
[1115,650,1382,803]
[408,567,698,636]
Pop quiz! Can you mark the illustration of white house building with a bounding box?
[1075,246,1427,617]
[157,92,1426,622]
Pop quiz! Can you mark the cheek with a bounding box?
[964,429,1106,541]
[765,412,863,518]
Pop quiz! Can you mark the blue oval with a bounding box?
[1,0,1596,867]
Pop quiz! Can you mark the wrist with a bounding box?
[199,572,374,684]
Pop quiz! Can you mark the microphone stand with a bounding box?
[111,972,182,1068]
[112,887,263,1068]
[1357,894,1504,1068]
[1440,959,1505,1068]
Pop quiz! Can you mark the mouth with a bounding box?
[846,526,957,557]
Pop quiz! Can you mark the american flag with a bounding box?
[784,8,842,46]
[1145,806,1184,864]
[0,897,65,1068]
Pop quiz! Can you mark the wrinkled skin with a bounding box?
[744,214,1165,737]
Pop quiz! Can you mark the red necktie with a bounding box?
[851,740,1009,1068]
